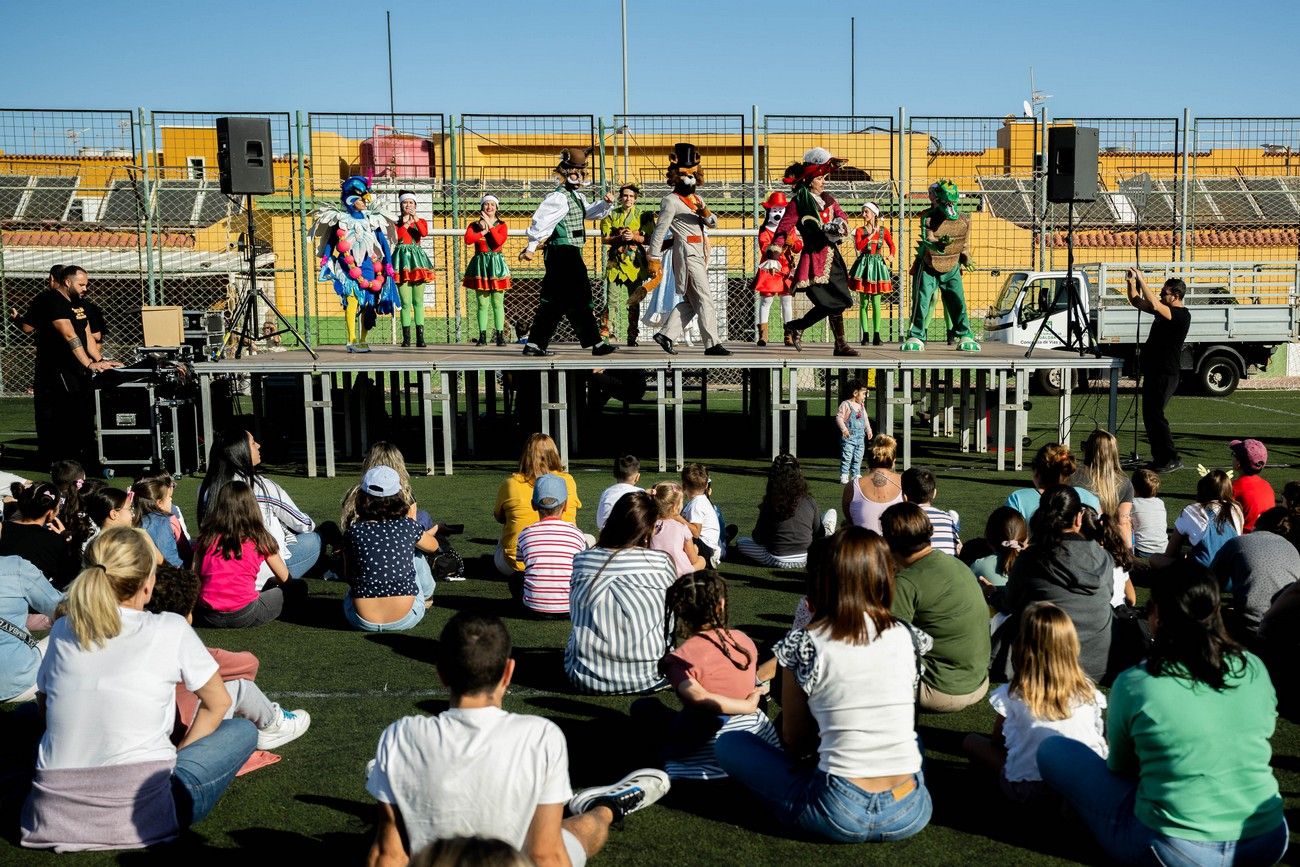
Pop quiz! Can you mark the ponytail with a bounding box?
[65,527,155,650]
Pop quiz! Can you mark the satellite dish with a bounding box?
[1023,100,1034,119]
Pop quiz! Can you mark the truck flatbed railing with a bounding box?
[1083,261,1299,309]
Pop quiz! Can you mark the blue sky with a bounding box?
[6,0,1299,119]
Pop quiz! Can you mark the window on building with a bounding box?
[187,156,206,180]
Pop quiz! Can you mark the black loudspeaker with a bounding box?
[1047,126,1099,203]
[216,117,274,195]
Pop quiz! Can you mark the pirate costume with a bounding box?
[753,190,801,347]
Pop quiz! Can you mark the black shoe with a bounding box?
[873,333,882,347]
[494,330,506,347]
[627,337,639,347]
[1150,459,1184,474]
[522,344,555,357]
[592,342,617,357]
[860,333,869,346]
[704,344,732,357]
[415,326,426,348]
[400,326,411,348]
[653,333,677,355]
[472,330,487,346]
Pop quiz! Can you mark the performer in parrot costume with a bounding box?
[314,175,401,353]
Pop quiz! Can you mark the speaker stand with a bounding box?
[227,194,317,360]
[1026,199,1099,358]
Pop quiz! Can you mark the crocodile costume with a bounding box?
[903,179,979,352]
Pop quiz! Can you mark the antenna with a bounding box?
[1028,67,1053,111]
[65,127,90,150]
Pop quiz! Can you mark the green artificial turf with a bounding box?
[1,387,1299,865]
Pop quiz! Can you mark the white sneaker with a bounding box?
[568,768,670,822]
[839,473,850,484]
[822,509,839,535]
[257,704,312,750]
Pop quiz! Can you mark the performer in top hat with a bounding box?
[902,180,979,352]
[645,143,729,356]
[518,148,617,357]
[765,148,858,356]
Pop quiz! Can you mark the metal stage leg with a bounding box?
[769,368,781,460]
[358,373,370,457]
[557,371,570,470]
[786,369,797,458]
[567,373,579,454]
[342,373,353,457]
[420,370,436,476]
[1108,368,1119,433]
[486,371,497,418]
[439,371,453,475]
[1058,368,1073,449]
[321,376,335,479]
[959,370,971,452]
[389,372,400,427]
[674,370,685,471]
[901,372,913,470]
[996,370,1008,472]
[199,373,214,472]
[975,370,988,454]
[657,370,668,472]
[929,371,940,438]
[1014,371,1026,472]
[466,371,479,456]
[882,369,895,436]
[302,374,317,478]
[944,369,954,437]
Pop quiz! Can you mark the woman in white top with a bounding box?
[21,527,256,851]
[843,435,904,534]
[716,527,932,842]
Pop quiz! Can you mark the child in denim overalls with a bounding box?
[836,381,872,484]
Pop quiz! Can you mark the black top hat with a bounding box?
[668,142,701,171]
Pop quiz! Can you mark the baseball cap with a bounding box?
[361,465,402,497]
[1228,438,1267,472]
[532,474,568,510]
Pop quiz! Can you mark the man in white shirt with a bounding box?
[518,147,618,358]
[595,455,643,532]
[366,612,669,867]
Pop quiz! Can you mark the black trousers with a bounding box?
[1141,371,1180,465]
[528,245,601,349]
[34,383,95,471]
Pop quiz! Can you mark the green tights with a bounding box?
[858,293,882,337]
[476,290,505,333]
[398,283,426,327]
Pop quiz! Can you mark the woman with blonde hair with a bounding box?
[493,433,584,576]
[843,434,904,534]
[340,441,415,529]
[21,527,256,851]
[1072,429,1134,544]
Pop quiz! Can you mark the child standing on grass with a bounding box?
[642,571,778,780]
[836,380,872,484]
[650,483,707,578]
[1130,468,1168,558]
[193,481,293,629]
[963,602,1107,802]
[132,474,192,568]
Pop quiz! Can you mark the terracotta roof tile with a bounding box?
[0,230,195,248]
[1047,228,1299,248]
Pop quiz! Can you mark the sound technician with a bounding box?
[1125,268,1190,474]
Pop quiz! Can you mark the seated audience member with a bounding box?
[21,527,256,851]
[962,506,1027,591]
[1038,565,1287,866]
[998,486,1114,682]
[680,463,723,567]
[80,487,150,558]
[0,482,76,588]
[901,466,960,556]
[634,571,777,780]
[1212,506,1300,639]
[1070,429,1134,544]
[649,482,706,578]
[343,467,440,633]
[881,503,990,712]
[1154,469,1243,569]
[50,460,96,555]
[595,455,643,532]
[1080,510,1138,610]
[409,837,532,867]
[493,433,582,577]
[340,441,427,530]
[1229,438,1275,533]
[0,553,62,703]
[565,491,677,694]
[1130,468,1168,559]
[843,434,903,534]
[146,566,310,750]
[132,474,192,568]
[1004,443,1101,526]
[963,602,1107,803]
[366,612,670,867]
[736,454,836,569]
[198,427,322,580]
[716,528,933,842]
[193,481,293,629]
[514,474,589,616]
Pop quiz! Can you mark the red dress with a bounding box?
[753,227,803,297]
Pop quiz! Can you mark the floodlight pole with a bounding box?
[621,0,629,180]
[386,11,396,126]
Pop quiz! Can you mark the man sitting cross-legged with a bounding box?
[366,612,670,867]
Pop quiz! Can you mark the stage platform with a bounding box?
[196,342,1124,478]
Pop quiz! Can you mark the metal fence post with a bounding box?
[450,115,461,343]
[1037,108,1048,271]
[138,107,158,305]
[1180,107,1192,262]
[897,106,907,342]
[752,105,762,341]
[295,110,313,342]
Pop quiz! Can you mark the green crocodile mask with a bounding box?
[933,180,960,221]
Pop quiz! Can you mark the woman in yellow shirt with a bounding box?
[493,433,583,575]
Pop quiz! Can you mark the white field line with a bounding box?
[1208,397,1300,419]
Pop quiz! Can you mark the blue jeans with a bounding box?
[343,556,436,633]
[839,436,865,478]
[1037,736,1289,866]
[284,532,322,579]
[171,718,257,827]
[715,731,931,843]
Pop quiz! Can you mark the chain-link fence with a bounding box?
[1,107,1298,394]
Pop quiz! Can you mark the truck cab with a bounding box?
[984,271,1089,350]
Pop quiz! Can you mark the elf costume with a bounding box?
[314,176,400,352]
[462,194,512,347]
[903,179,978,352]
[600,186,654,346]
[393,191,434,347]
[848,201,895,346]
[753,190,801,347]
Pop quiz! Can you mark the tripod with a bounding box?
[227,193,317,360]
[1122,173,1152,468]
[1026,199,1099,358]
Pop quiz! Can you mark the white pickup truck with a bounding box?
[982,261,1300,396]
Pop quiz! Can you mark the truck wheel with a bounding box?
[1197,355,1240,397]
[1035,368,1068,396]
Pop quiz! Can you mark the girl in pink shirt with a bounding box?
[194,481,289,628]
[649,482,705,578]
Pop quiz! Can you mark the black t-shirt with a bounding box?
[23,289,90,390]
[0,520,76,589]
[84,300,106,337]
[1141,306,1191,377]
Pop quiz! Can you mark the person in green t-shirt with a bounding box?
[882,503,990,712]
[1038,565,1288,865]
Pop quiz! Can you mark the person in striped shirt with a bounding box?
[565,491,677,694]
[513,475,589,617]
[901,467,961,557]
